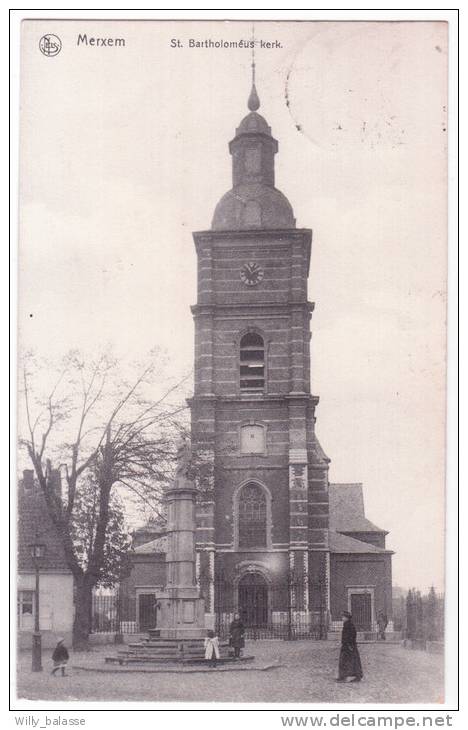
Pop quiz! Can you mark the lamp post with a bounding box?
[29,543,46,672]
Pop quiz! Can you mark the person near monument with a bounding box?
[204,630,220,668]
[336,611,363,683]
[229,613,245,658]
[377,611,388,640]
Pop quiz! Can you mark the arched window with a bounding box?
[238,483,267,548]
[240,332,265,392]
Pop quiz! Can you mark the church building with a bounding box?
[122,78,393,639]
[186,79,393,636]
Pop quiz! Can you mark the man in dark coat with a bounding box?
[336,611,363,683]
[229,613,245,658]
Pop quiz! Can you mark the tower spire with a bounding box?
[247,27,260,111]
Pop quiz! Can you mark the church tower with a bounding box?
[189,79,330,632]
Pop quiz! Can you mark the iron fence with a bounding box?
[91,591,142,634]
[91,570,329,640]
[213,571,328,640]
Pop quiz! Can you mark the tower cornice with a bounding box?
[191,301,315,316]
[193,228,312,246]
[188,393,320,406]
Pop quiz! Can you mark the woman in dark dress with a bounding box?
[336,611,363,682]
[229,613,245,658]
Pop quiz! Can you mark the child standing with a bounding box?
[204,629,220,668]
[51,638,69,676]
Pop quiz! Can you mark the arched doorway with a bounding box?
[238,572,269,627]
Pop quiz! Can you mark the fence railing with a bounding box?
[213,572,328,641]
[91,572,329,640]
[91,591,140,634]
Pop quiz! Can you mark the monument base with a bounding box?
[156,588,206,639]
[158,627,207,639]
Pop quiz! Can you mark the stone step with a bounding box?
[117,654,189,661]
[143,639,207,646]
[122,648,230,658]
[131,640,204,644]
[128,639,205,646]
[118,649,211,658]
[128,641,185,651]
[184,655,254,666]
[105,654,253,666]
[120,644,231,654]
[106,655,186,665]
[114,645,231,661]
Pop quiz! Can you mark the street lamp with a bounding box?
[29,543,46,672]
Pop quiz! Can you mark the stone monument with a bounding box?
[157,437,206,638]
[106,438,254,665]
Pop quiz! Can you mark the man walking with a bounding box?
[336,611,363,683]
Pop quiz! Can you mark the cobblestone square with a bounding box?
[16,640,444,704]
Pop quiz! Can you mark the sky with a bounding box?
[18,19,447,592]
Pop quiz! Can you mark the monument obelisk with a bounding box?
[157,438,206,638]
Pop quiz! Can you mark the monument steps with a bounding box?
[126,641,207,650]
[103,446,255,669]
[105,638,240,665]
[104,654,254,666]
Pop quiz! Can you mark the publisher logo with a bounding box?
[39,34,62,57]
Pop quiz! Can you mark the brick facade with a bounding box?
[330,553,393,628]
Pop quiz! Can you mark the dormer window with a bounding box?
[240,332,265,392]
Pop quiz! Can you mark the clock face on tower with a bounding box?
[240,262,264,287]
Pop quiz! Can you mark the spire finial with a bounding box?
[248,25,260,111]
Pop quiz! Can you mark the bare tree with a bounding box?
[19,350,189,648]
[70,472,132,589]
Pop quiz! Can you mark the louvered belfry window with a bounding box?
[238,483,267,548]
[240,332,265,392]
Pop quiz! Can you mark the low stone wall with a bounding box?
[402,638,444,653]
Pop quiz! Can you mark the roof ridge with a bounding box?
[329,531,393,555]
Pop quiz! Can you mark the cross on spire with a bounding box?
[251,28,256,85]
[247,25,260,111]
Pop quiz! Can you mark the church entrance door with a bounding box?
[350,593,372,631]
[238,572,268,627]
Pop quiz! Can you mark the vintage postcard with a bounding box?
[15,17,449,709]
